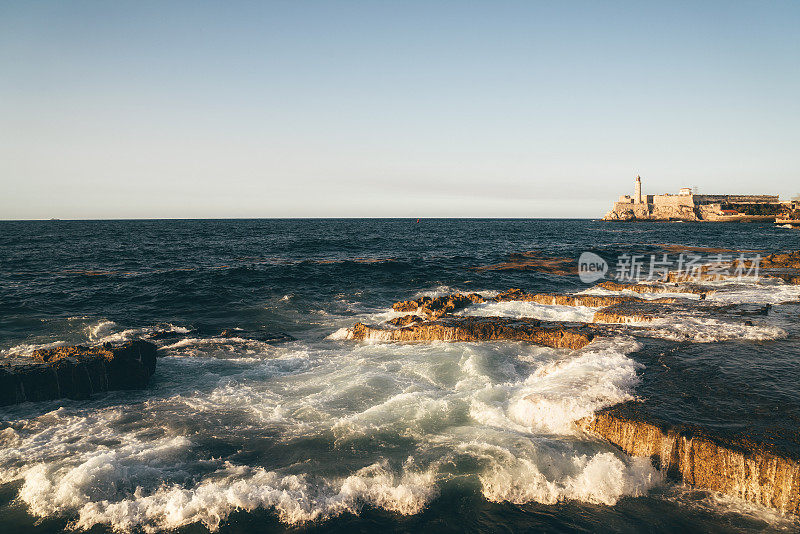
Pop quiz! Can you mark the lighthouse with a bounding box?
[634,175,642,204]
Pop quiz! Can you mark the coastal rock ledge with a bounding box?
[0,340,158,406]
[580,403,800,514]
[345,316,595,349]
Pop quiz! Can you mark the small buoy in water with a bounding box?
[416,218,420,223]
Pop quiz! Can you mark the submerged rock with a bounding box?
[345,316,595,349]
[473,251,577,274]
[0,340,158,406]
[580,402,800,515]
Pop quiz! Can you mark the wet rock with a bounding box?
[580,402,800,515]
[493,288,636,308]
[589,300,687,324]
[391,294,475,319]
[760,251,800,270]
[387,315,424,327]
[0,340,158,406]
[392,297,429,312]
[596,280,708,296]
[345,316,595,349]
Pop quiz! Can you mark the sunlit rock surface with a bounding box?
[345,316,595,349]
[581,401,800,514]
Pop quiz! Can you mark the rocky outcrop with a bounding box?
[493,288,637,308]
[596,280,708,296]
[759,251,800,270]
[581,402,800,514]
[602,204,700,222]
[0,340,158,406]
[387,315,424,327]
[392,293,483,319]
[593,302,659,323]
[345,316,595,349]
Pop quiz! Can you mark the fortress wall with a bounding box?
[651,195,695,208]
[695,195,780,204]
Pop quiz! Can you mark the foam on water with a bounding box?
[3,340,68,356]
[461,300,598,323]
[704,282,800,305]
[578,286,703,300]
[91,323,191,345]
[639,316,788,342]
[0,335,656,531]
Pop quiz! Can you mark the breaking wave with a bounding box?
[0,335,655,531]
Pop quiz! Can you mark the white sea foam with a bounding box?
[92,323,191,345]
[508,337,643,433]
[640,316,787,342]
[86,320,117,341]
[578,287,703,300]
[704,282,800,305]
[160,336,285,359]
[472,445,657,506]
[72,460,438,532]
[461,300,598,323]
[3,340,68,356]
[0,334,654,530]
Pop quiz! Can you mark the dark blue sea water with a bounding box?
[1,219,799,533]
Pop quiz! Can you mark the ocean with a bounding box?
[1,218,799,533]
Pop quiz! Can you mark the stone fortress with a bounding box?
[602,175,797,222]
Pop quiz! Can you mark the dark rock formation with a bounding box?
[345,316,595,349]
[581,402,800,514]
[0,340,158,406]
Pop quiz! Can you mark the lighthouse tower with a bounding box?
[634,175,643,204]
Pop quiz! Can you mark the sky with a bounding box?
[1,1,798,219]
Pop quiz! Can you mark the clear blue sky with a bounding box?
[1,1,798,218]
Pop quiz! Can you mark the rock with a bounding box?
[344,316,595,349]
[596,280,708,296]
[0,340,158,406]
[391,294,474,319]
[387,315,424,327]
[760,251,800,269]
[392,297,429,312]
[580,402,800,515]
[593,304,657,324]
[493,288,637,308]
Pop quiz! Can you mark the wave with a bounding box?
[461,300,598,323]
[0,336,654,530]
